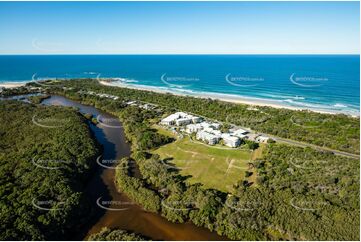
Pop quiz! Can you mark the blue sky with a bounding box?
[0,1,359,54]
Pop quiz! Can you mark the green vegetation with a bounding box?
[115,158,161,213]
[254,144,360,240]
[88,227,147,241]
[0,101,100,240]
[19,81,358,240]
[154,136,254,193]
[37,79,359,154]
[28,94,50,104]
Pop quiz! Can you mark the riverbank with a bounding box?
[41,95,225,241]
[99,80,348,116]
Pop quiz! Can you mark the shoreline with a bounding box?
[0,82,27,88]
[99,80,358,116]
[0,79,358,117]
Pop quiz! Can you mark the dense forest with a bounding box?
[31,79,359,154]
[88,227,147,241]
[0,101,100,240]
[44,90,358,241]
[119,107,360,240]
[3,81,358,240]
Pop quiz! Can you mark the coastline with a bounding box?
[0,82,27,88]
[99,80,354,116]
[0,79,358,116]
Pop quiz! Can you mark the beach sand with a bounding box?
[0,82,27,88]
[99,80,339,115]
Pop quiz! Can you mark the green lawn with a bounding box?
[154,136,255,193]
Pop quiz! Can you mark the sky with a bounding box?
[0,1,359,54]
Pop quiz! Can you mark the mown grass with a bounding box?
[154,135,258,193]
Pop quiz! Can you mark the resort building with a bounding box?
[161,112,202,126]
[196,130,220,145]
[191,116,203,123]
[211,123,222,129]
[160,113,180,126]
[160,111,271,147]
[232,128,249,137]
[176,117,192,126]
[185,123,203,134]
[223,136,241,148]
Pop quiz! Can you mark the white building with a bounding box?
[196,130,220,145]
[161,112,202,126]
[211,123,221,130]
[236,133,248,139]
[200,122,211,129]
[126,101,137,105]
[223,136,241,148]
[191,116,203,123]
[204,128,221,137]
[232,128,249,137]
[176,117,192,126]
[185,124,203,134]
[161,114,180,126]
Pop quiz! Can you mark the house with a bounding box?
[223,136,241,148]
[196,130,220,145]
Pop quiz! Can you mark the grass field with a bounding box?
[154,133,259,193]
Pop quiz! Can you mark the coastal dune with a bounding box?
[98,80,338,115]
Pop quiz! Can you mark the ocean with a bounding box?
[0,55,359,115]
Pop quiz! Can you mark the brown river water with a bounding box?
[42,95,226,241]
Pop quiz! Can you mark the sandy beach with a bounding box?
[99,80,340,115]
[0,82,27,88]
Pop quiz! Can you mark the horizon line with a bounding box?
[0,53,360,56]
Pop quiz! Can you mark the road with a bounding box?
[264,134,360,160]
[116,99,360,160]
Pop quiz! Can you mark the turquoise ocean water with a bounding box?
[0,55,359,115]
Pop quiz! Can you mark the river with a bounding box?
[41,95,225,241]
